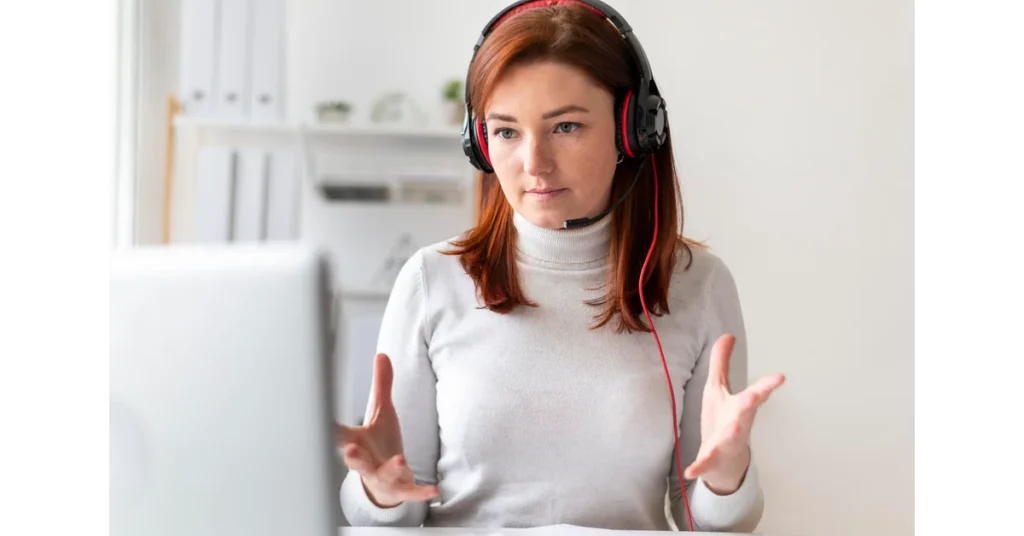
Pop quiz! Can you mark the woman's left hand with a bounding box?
[684,334,785,494]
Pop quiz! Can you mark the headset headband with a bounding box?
[465,0,656,113]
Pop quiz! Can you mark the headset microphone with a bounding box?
[563,158,647,229]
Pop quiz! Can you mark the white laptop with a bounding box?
[110,244,342,536]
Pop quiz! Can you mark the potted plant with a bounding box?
[315,101,353,123]
[442,79,464,125]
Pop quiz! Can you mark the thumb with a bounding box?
[368,353,395,419]
[708,334,735,392]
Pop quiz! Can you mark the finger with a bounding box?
[684,450,715,480]
[336,424,375,454]
[742,373,786,407]
[396,483,440,502]
[379,454,409,484]
[343,443,380,475]
[376,456,427,498]
[367,353,395,423]
[386,456,440,502]
[708,334,735,392]
[353,437,388,468]
[336,423,360,446]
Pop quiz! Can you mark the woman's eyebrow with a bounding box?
[542,104,589,119]
[485,104,590,123]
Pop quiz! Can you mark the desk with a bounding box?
[339,526,769,536]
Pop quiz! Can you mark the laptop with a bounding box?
[110,244,341,536]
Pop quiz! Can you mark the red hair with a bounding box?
[445,2,697,333]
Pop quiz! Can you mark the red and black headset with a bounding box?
[459,1,698,531]
[460,0,669,174]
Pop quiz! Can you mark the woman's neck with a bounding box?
[512,210,611,269]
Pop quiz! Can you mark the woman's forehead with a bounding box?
[486,61,611,115]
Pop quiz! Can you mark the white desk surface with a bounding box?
[339,526,774,536]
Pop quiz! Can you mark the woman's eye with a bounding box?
[491,124,578,139]
[555,122,581,134]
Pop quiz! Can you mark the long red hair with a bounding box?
[445,2,697,333]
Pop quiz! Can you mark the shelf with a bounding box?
[173,116,464,141]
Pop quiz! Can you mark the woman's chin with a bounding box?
[516,209,574,230]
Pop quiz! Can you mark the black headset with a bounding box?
[461,0,668,174]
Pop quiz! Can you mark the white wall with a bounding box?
[138,1,914,534]
[285,0,514,125]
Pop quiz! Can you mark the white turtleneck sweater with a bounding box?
[339,211,765,532]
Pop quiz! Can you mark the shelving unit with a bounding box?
[173,116,464,145]
[167,115,477,299]
[171,115,470,206]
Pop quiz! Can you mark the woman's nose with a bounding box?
[522,137,554,177]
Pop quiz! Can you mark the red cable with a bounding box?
[637,153,695,532]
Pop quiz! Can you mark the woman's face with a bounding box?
[484,60,620,230]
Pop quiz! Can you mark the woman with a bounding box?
[337,0,785,532]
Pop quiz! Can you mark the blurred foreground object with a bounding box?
[110,244,341,536]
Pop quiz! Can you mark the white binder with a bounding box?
[178,0,220,117]
[194,146,236,243]
[215,0,251,119]
[233,150,268,242]
[247,0,285,122]
[265,150,298,241]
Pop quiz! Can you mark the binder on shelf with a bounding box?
[214,0,252,119]
[178,0,220,117]
[194,146,235,243]
[233,150,268,242]
[248,0,285,122]
[265,150,298,241]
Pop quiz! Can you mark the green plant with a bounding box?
[316,101,351,113]
[442,79,463,102]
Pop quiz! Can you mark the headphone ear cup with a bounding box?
[474,117,493,173]
[462,112,494,173]
[638,94,668,153]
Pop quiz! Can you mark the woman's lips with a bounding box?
[526,188,566,201]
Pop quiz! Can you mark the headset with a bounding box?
[461,0,668,175]
[460,1,697,532]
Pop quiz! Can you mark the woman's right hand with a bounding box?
[337,353,439,508]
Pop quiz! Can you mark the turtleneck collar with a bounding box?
[512,209,611,269]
